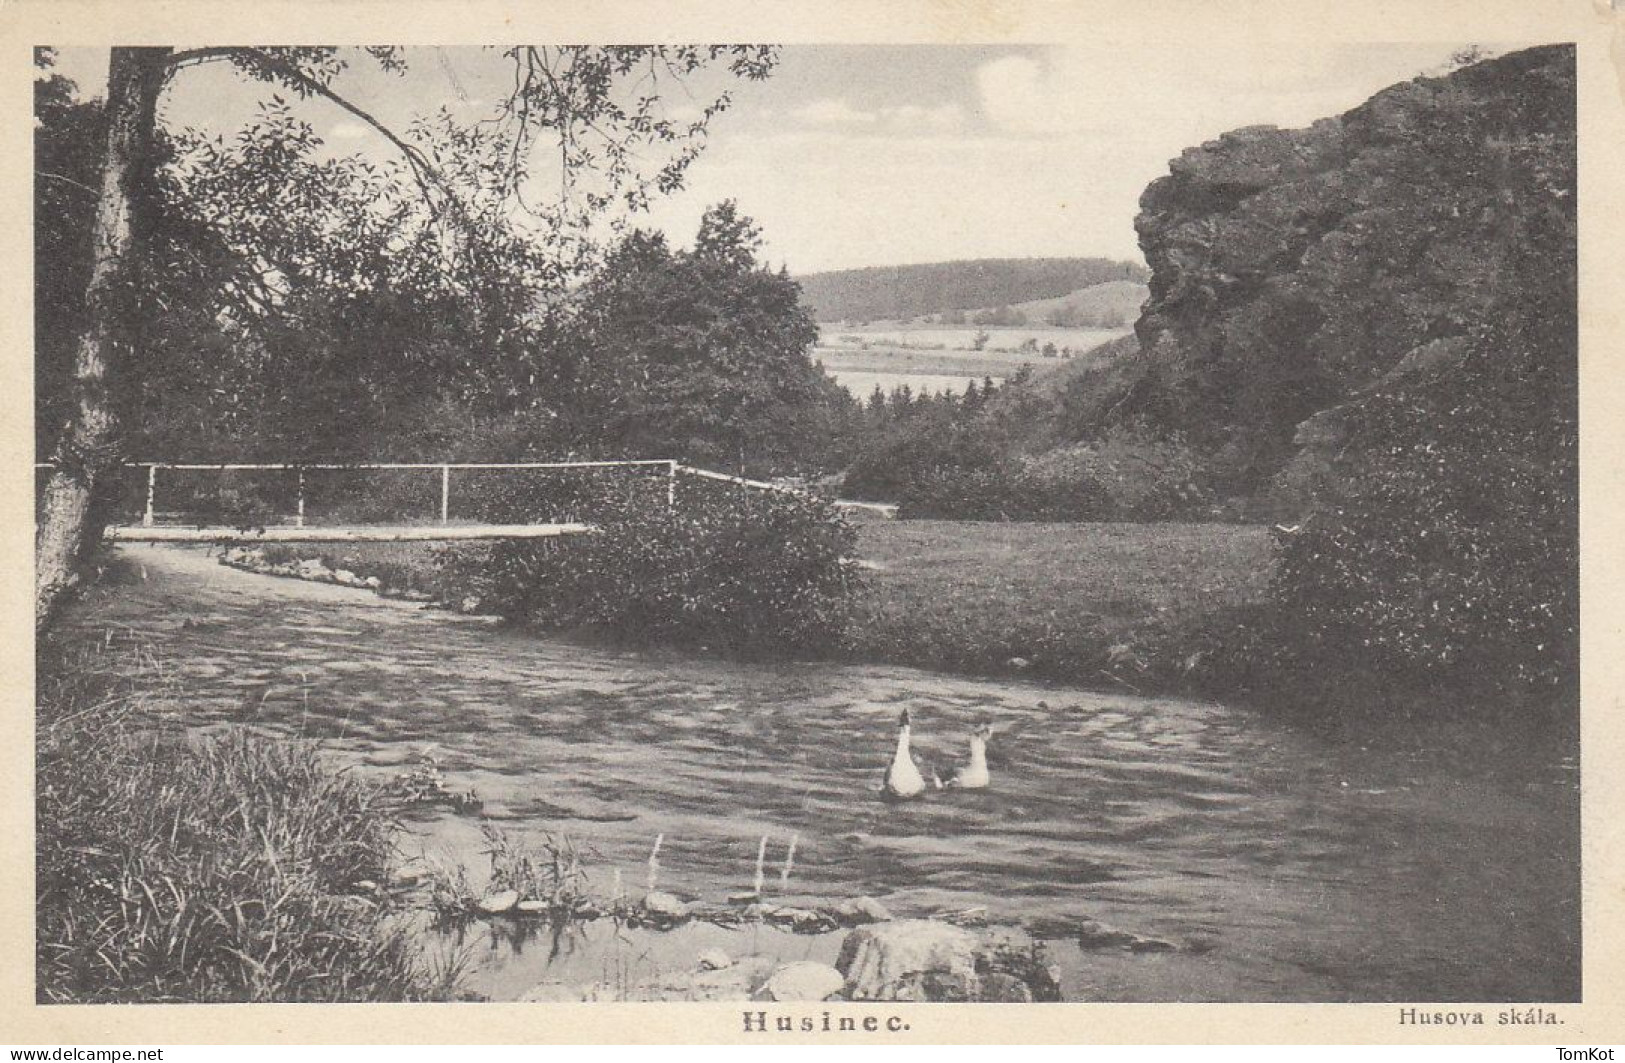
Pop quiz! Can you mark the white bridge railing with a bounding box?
[122,459,678,529]
[34,458,895,542]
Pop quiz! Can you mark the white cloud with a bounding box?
[789,97,966,135]
[879,102,966,132]
[973,43,1465,145]
[975,56,1059,135]
[792,97,879,126]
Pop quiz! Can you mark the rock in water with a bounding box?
[1074,917,1174,954]
[767,905,837,933]
[476,889,520,915]
[1074,917,1138,949]
[837,920,980,1001]
[642,890,689,921]
[757,961,847,1002]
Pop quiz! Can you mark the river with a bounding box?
[60,544,1580,1003]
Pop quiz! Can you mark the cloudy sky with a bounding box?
[49,42,1478,274]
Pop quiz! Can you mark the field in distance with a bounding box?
[816,324,1130,394]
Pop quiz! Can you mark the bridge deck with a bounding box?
[106,523,594,543]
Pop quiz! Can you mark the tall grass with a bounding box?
[36,634,457,1003]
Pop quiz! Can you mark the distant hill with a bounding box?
[795,258,1149,323]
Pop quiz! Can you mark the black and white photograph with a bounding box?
[10,0,1611,1046]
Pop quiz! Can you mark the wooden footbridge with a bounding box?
[37,459,895,543]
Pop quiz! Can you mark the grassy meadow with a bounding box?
[849,520,1273,685]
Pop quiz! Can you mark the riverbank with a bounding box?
[224,518,1274,690]
[35,623,459,1003]
[222,518,1577,747]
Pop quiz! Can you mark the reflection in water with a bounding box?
[76,545,1580,1003]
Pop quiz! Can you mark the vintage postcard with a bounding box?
[3,0,1621,1047]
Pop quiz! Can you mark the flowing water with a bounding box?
[65,545,1580,1003]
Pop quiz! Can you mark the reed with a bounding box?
[780,832,800,890]
[36,632,454,1003]
[752,835,768,896]
[647,833,664,893]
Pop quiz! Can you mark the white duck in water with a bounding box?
[946,722,993,789]
[882,708,928,799]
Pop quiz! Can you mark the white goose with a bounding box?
[882,708,928,800]
[946,722,993,789]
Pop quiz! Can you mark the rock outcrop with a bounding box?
[1119,45,1575,501]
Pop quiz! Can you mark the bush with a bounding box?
[894,462,1111,521]
[1271,310,1577,700]
[888,430,1210,523]
[438,480,861,654]
[1023,430,1212,520]
[36,637,449,1003]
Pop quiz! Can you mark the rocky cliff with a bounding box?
[1119,44,1575,501]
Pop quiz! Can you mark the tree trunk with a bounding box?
[35,47,170,630]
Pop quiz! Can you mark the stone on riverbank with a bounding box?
[837,919,980,1001]
[833,896,893,926]
[757,961,846,1002]
[765,905,838,934]
[696,947,732,971]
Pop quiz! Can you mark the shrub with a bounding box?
[894,462,1111,521]
[1022,430,1211,520]
[887,430,1210,523]
[438,480,861,654]
[36,636,452,1003]
[1271,310,1577,701]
